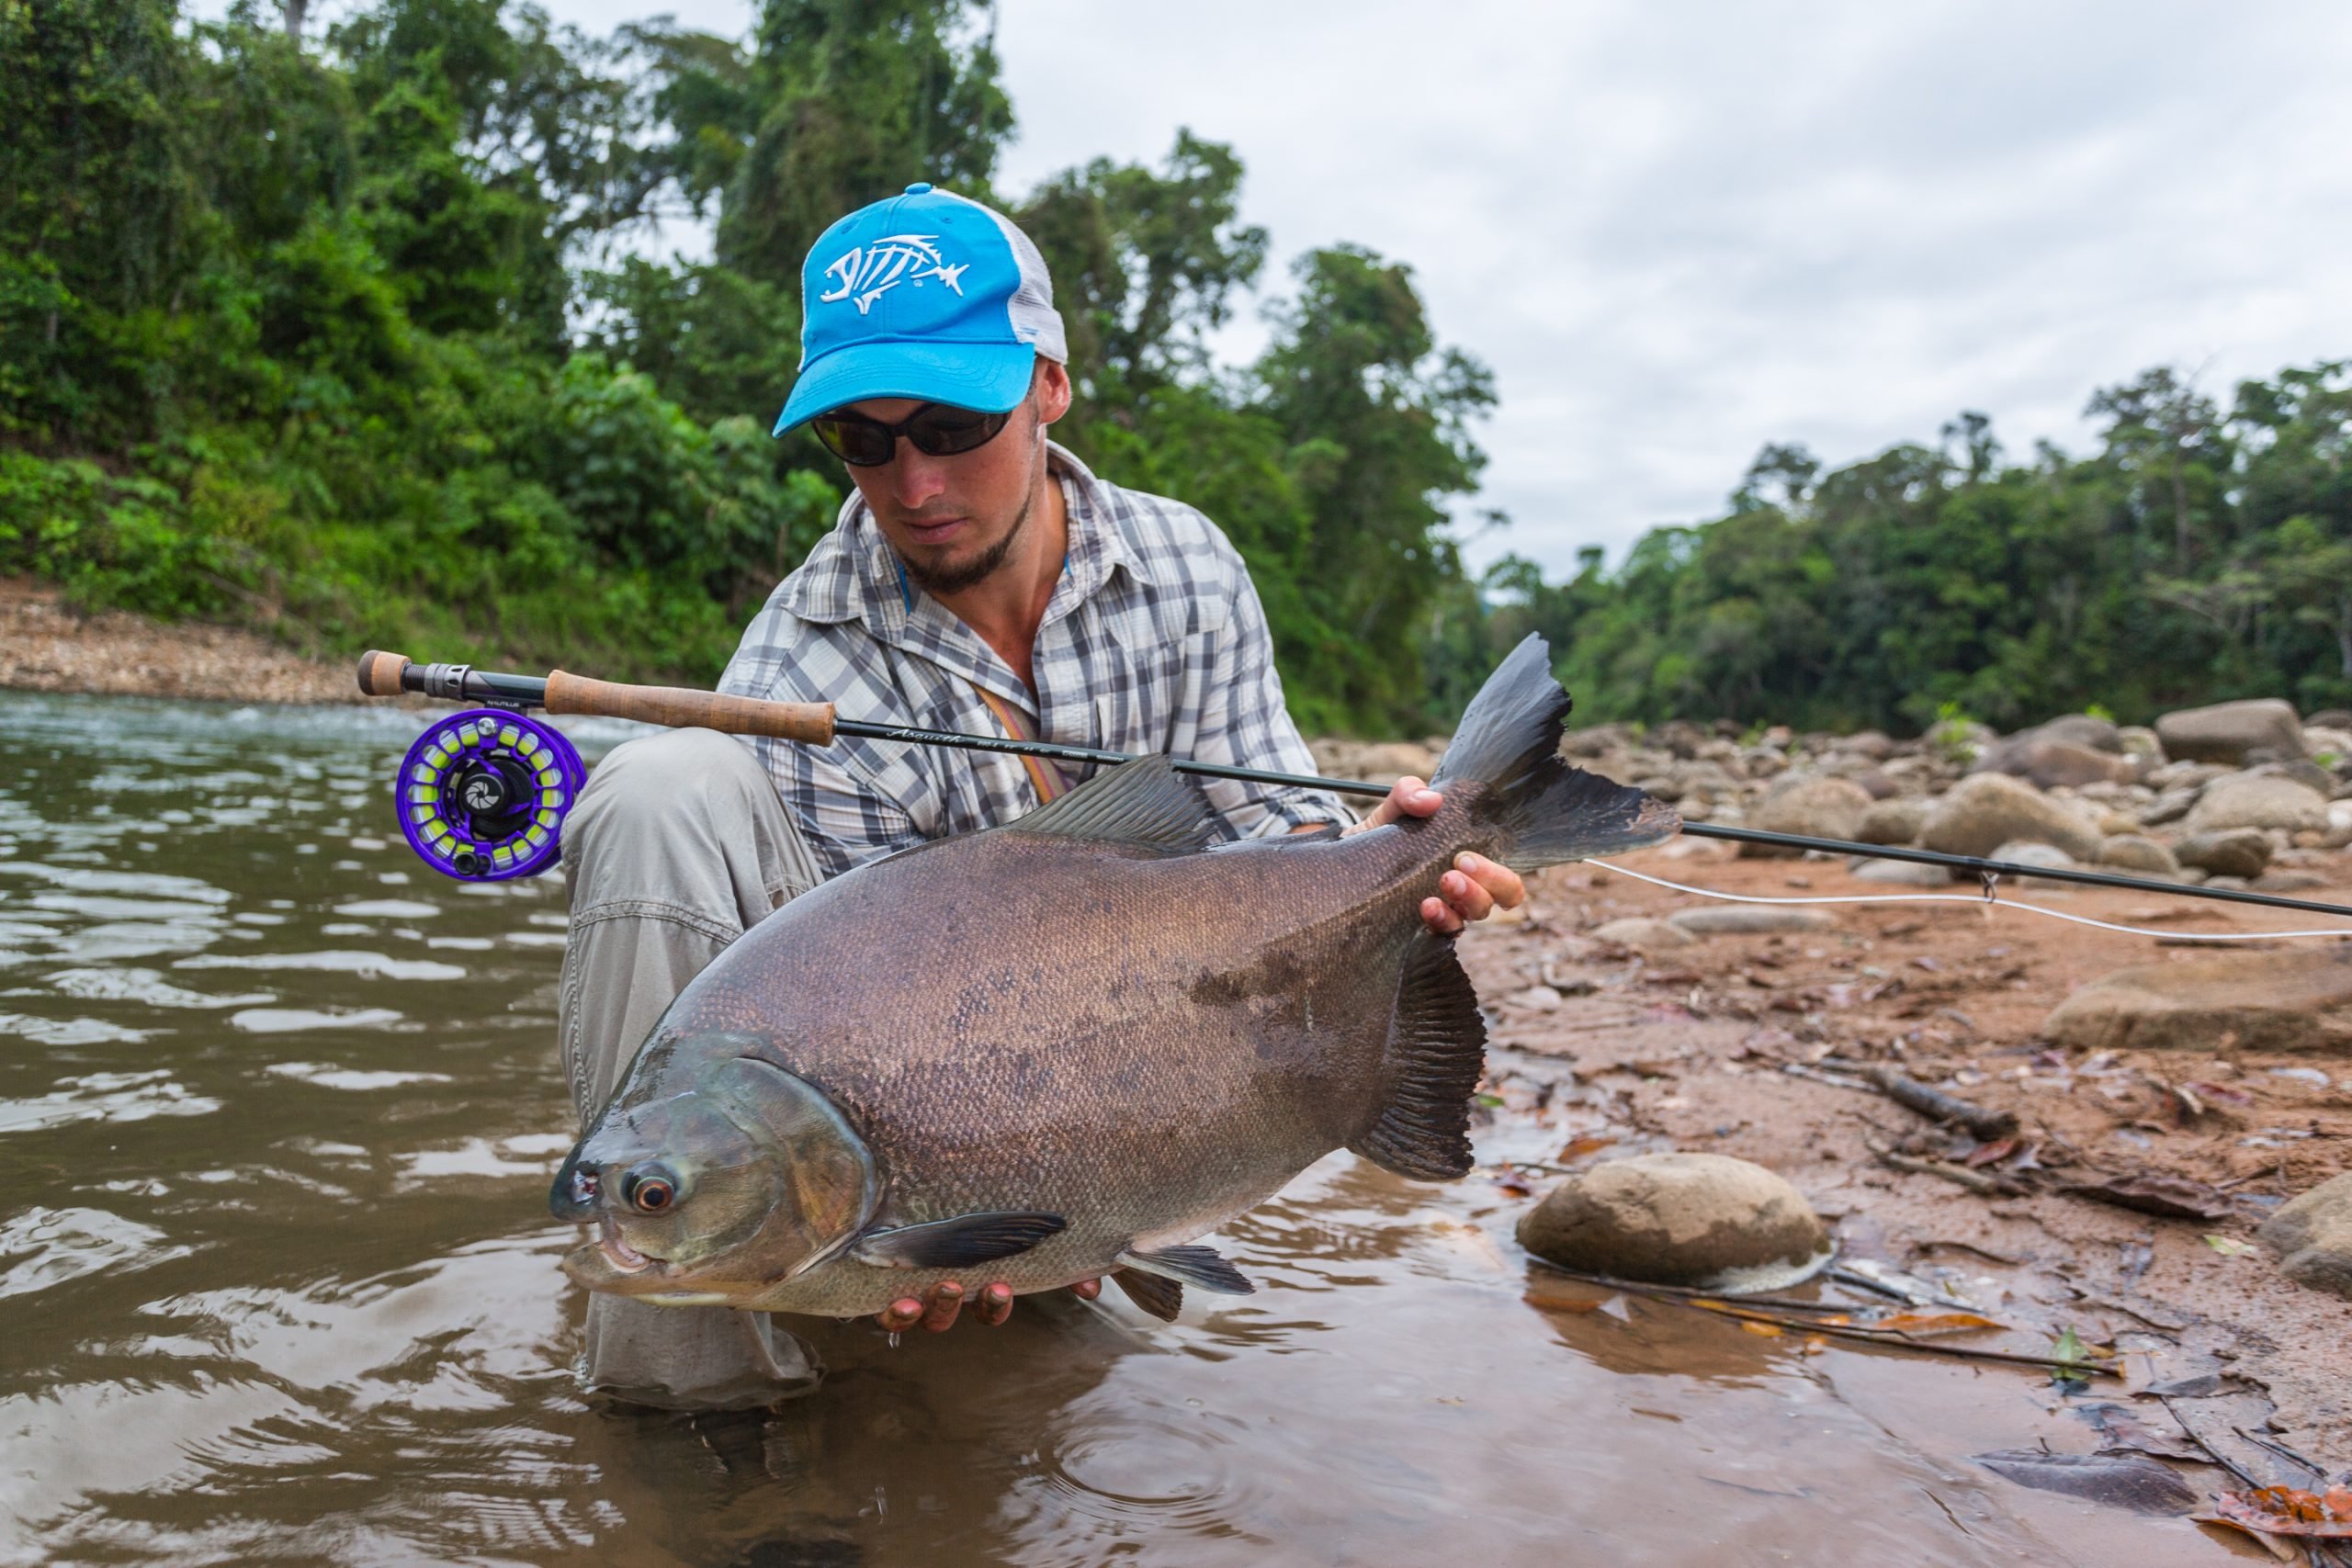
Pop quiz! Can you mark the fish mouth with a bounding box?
[598,1220,655,1276]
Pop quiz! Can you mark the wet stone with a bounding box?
[2259,1171,2352,1301]
[2175,828,2273,880]
[1516,1152,1833,1292]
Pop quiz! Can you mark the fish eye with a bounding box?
[622,1165,680,1214]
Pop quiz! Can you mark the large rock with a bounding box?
[2095,834,2180,875]
[2044,946,2352,1053]
[1977,737,2140,791]
[2033,714,2124,753]
[1516,1152,1833,1292]
[2184,773,2332,834]
[2260,1172,2352,1300]
[1857,797,1929,845]
[2156,699,2306,765]
[2175,828,2273,879]
[2303,708,2352,735]
[1920,773,2102,861]
[1739,773,1873,857]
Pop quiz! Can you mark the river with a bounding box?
[0,691,2233,1564]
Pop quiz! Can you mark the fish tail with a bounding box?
[1429,634,1680,873]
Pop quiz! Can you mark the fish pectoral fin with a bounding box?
[1111,1268,1183,1321]
[1115,1243,1253,1295]
[847,1211,1068,1270]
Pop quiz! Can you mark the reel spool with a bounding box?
[395,709,586,881]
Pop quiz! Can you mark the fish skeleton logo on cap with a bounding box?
[820,234,968,315]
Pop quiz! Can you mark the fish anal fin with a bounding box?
[1111,1268,1182,1321]
[1115,1243,1254,1295]
[848,1211,1066,1270]
[1003,755,1216,855]
[1350,933,1487,1181]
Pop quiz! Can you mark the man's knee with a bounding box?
[572,729,768,842]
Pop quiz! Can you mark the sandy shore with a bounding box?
[0,577,357,705]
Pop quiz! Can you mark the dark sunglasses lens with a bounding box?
[811,417,894,467]
[907,407,1011,457]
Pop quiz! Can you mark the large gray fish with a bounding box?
[549,636,1679,1321]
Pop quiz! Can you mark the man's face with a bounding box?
[838,362,1072,596]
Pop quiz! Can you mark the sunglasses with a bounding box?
[808,402,1014,467]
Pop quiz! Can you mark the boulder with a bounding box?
[2259,1172,2352,1301]
[2095,834,2180,875]
[1990,840,2078,884]
[1920,773,2102,861]
[1310,739,1441,784]
[2043,946,2352,1053]
[2184,773,2332,834]
[2304,708,2352,735]
[1668,906,1837,935]
[1857,797,1929,846]
[1977,737,2140,791]
[2033,714,2124,753]
[2175,829,2274,879]
[2117,726,2165,766]
[1738,773,1873,857]
[1589,916,1695,950]
[1516,1152,1833,1292]
[2155,699,2306,765]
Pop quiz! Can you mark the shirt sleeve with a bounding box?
[1189,564,1358,839]
[719,607,927,882]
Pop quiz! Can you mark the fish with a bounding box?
[548,635,1679,1321]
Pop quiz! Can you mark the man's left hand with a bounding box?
[1341,775,1526,935]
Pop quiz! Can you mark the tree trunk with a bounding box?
[285,0,307,39]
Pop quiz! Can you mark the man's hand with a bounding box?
[876,1276,1102,1334]
[1342,775,1526,935]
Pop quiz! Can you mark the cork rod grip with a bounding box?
[356,649,411,697]
[542,670,837,744]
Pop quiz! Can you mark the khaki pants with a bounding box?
[555,728,828,1410]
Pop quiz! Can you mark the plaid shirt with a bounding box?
[718,442,1353,881]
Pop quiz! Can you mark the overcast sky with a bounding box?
[272,0,2352,577]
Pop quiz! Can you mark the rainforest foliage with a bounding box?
[4,0,2346,733]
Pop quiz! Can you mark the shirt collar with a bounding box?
[776,439,1152,632]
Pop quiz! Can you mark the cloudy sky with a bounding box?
[284,0,2352,576]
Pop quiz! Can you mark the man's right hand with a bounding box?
[876,1276,1102,1333]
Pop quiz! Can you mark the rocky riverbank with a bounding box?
[1363,705,2352,1482]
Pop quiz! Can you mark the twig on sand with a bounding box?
[1866,1135,2018,1196]
[1524,1260,2120,1377]
[1864,1066,2019,1139]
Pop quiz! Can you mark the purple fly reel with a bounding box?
[395,708,586,881]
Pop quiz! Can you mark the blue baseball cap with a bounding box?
[772,184,1069,436]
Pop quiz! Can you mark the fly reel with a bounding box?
[394,708,586,881]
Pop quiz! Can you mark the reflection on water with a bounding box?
[0,691,2226,1566]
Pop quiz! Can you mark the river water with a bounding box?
[0,692,2241,1565]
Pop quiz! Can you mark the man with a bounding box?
[555,183,1523,1411]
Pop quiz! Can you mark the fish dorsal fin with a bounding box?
[1004,755,1216,855]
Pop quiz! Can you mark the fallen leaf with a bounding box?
[2137,1372,2245,1399]
[1973,1450,2197,1515]
[2064,1172,2238,1223]
[2204,1235,2254,1258]
[1557,1135,1615,1161]
[1964,1137,2020,1168]
[1871,1312,2005,1337]
[2185,1080,2253,1106]
[1739,1320,1783,1337]
[2196,1486,2352,1540]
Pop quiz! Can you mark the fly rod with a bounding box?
[355,649,2352,921]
